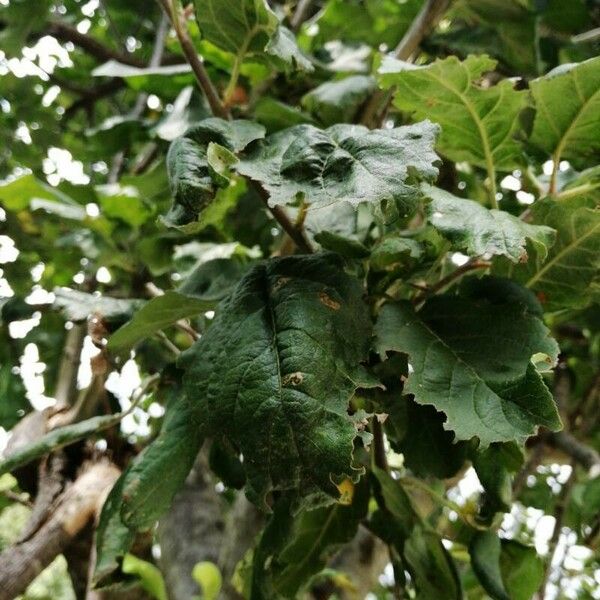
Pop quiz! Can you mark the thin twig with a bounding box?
[252,182,314,253]
[371,417,389,472]
[360,0,452,128]
[1,490,33,509]
[46,21,147,67]
[157,0,229,119]
[538,463,576,600]
[413,259,491,305]
[290,0,315,32]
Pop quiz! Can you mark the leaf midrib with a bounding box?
[525,216,600,288]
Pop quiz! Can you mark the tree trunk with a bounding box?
[157,450,225,600]
[0,462,119,600]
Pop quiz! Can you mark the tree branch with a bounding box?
[543,431,600,472]
[0,462,120,600]
[156,0,229,119]
[290,0,315,32]
[54,324,86,408]
[46,21,147,67]
[360,0,452,127]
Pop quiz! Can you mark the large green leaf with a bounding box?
[529,56,600,168]
[120,397,204,529]
[375,288,561,446]
[378,55,527,172]
[498,197,600,311]
[236,121,439,216]
[164,118,265,229]
[178,254,376,509]
[422,185,555,262]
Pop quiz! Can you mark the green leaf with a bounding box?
[422,184,555,262]
[529,56,600,168]
[96,184,154,228]
[53,288,143,323]
[193,0,278,56]
[404,525,462,600]
[470,531,510,600]
[258,480,370,598]
[92,61,195,95]
[0,363,29,430]
[264,26,314,73]
[388,398,470,479]
[499,540,544,600]
[120,397,204,529]
[375,290,561,446]
[301,76,376,126]
[94,472,135,587]
[369,235,424,271]
[372,466,418,537]
[164,118,265,229]
[497,197,600,311]
[254,97,314,134]
[379,54,527,171]
[472,442,523,521]
[236,121,439,216]
[0,173,76,212]
[0,414,124,476]
[311,0,425,49]
[178,254,376,509]
[192,562,222,600]
[193,1,311,72]
[122,554,168,600]
[109,258,249,354]
[107,292,208,355]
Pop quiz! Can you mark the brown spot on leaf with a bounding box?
[282,372,304,386]
[319,291,340,310]
[272,277,291,292]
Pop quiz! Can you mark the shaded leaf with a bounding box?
[120,397,204,529]
[256,480,370,598]
[164,118,265,229]
[109,258,248,354]
[404,525,462,600]
[470,531,510,600]
[179,254,376,509]
[94,472,135,587]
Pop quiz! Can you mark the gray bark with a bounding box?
[157,449,225,600]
